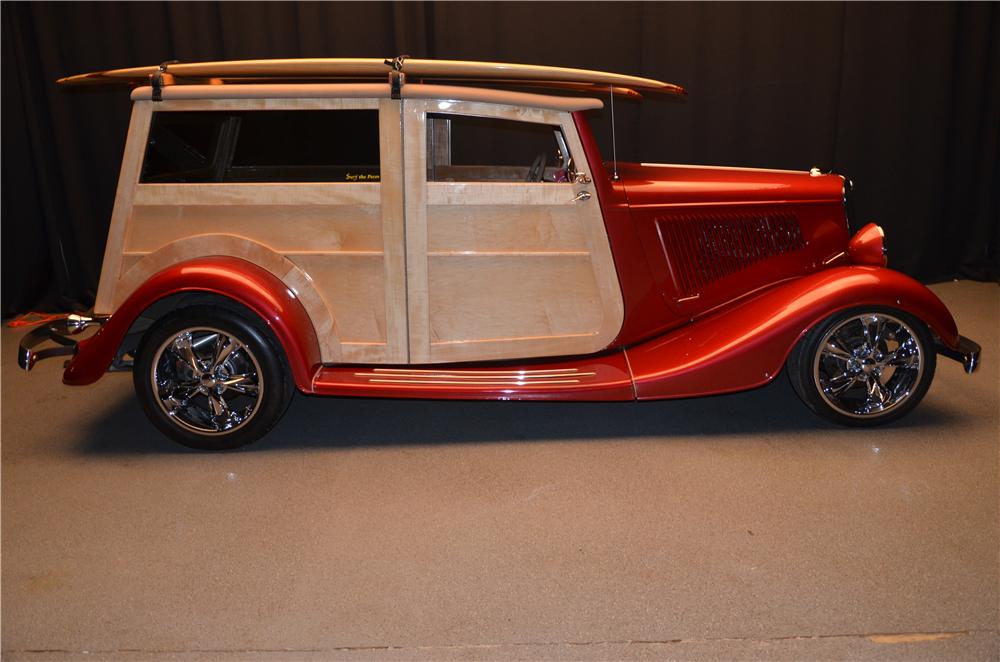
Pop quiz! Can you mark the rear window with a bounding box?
[140,110,380,183]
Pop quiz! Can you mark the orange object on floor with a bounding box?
[7,312,65,328]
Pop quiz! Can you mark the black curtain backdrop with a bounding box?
[3,1,998,316]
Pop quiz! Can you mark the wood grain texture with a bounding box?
[126,205,383,253]
[94,102,152,315]
[136,97,381,113]
[427,253,603,340]
[133,183,380,207]
[287,254,385,348]
[427,205,590,253]
[402,100,432,363]
[403,99,623,363]
[99,93,623,367]
[101,96,402,364]
[377,97,409,364]
[129,84,607,111]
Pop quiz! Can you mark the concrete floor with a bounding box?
[2,280,998,661]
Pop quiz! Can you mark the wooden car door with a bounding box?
[400,99,624,364]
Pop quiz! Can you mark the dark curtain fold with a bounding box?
[3,1,997,316]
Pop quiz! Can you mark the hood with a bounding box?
[615,162,845,207]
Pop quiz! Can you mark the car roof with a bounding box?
[129,82,605,112]
[58,56,687,101]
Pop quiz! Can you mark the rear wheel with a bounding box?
[133,306,293,450]
[788,308,936,426]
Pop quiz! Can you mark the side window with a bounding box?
[140,110,380,183]
[426,113,569,183]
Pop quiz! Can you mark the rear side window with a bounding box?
[140,110,380,183]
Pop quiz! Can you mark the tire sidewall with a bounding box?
[133,306,292,450]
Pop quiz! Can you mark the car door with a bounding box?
[400,98,624,364]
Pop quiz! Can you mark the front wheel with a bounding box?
[788,308,936,426]
[133,306,293,450]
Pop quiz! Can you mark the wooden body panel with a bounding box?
[402,100,624,363]
[96,97,407,364]
[97,94,624,366]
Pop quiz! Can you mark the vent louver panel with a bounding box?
[656,211,806,297]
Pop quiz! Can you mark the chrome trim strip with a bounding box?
[354,366,597,387]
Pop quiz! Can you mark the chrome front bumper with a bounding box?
[936,335,981,374]
[18,314,106,371]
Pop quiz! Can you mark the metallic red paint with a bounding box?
[617,162,852,323]
[55,117,971,407]
[619,162,845,206]
[63,257,322,391]
[848,223,888,267]
[311,354,634,401]
[625,265,960,400]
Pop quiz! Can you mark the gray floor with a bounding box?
[2,281,998,661]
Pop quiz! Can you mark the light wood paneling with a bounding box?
[427,204,589,253]
[287,254,385,346]
[133,183,380,206]
[377,97,409,364]
[126,205,383,253]
[403,99,624,363]
[402,100,431,363]
[426,182,577,206]
[94,102,152,315]
[126,83,608,111]
[98,93,622,367]
[428,254,603,349]
[141,97,381,113]
[98,96,409,365]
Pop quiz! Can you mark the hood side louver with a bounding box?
[655,211,806,298]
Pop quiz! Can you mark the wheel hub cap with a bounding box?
[151,327,263,435]
[813,313,924,419]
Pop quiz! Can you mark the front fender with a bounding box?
[626,266,960,400]
[64,257,323,391]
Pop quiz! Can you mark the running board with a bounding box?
[311,354,635,401]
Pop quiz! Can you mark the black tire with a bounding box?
[787,307,936,427]
[133,305,294,450]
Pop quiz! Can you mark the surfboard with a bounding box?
[56,57,687,97]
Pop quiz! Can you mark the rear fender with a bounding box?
[64,256,322,391]
[626,266,960,399]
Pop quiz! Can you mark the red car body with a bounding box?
[52,111,969,404]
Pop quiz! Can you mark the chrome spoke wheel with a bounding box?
[813,313,925,419]
[151,327,264,435]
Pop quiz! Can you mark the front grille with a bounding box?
[655,210,805,296]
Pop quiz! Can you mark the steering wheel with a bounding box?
[525,152,547,182]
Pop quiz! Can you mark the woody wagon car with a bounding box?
[19,57,981,450]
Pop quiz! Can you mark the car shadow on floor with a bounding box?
[74,374,961,455]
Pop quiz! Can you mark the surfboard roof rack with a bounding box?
[57,56,687,101]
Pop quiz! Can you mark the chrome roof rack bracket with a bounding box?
[385,54,410,100]
[150,60,180,102]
